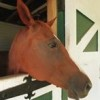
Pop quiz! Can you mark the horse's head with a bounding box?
[8,0,92,99]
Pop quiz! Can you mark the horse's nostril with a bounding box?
[85,82,92,92]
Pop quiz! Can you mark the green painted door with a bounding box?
[65,0,100,100]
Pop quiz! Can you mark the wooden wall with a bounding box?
[0,22,23,76]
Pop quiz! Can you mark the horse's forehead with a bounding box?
[32,21,54,40]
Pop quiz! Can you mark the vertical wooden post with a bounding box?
[57,0,65,45]
[47,0,57,35]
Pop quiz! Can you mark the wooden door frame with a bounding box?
[47,0,57,35]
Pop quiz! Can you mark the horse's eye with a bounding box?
[48,41,57,48]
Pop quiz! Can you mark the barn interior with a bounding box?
[0,0,47,76]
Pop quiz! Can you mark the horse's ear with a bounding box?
[17,0,35,26]
[47,17,57,27]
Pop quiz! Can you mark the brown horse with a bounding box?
[8,0,92,99]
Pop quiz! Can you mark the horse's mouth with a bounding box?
[72,90,79,100]
[68,88,88,100]
[68,89,79,100]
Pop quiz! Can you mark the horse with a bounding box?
[8,0,92,99]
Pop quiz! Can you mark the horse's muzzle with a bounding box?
[68,72,92,100]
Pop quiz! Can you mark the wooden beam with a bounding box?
[0,2,16,10]
[32,3,47,15]
[47,0,57,35]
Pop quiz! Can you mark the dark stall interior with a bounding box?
[0,0,47,76]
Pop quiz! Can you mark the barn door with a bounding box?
[65,0,100,100]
